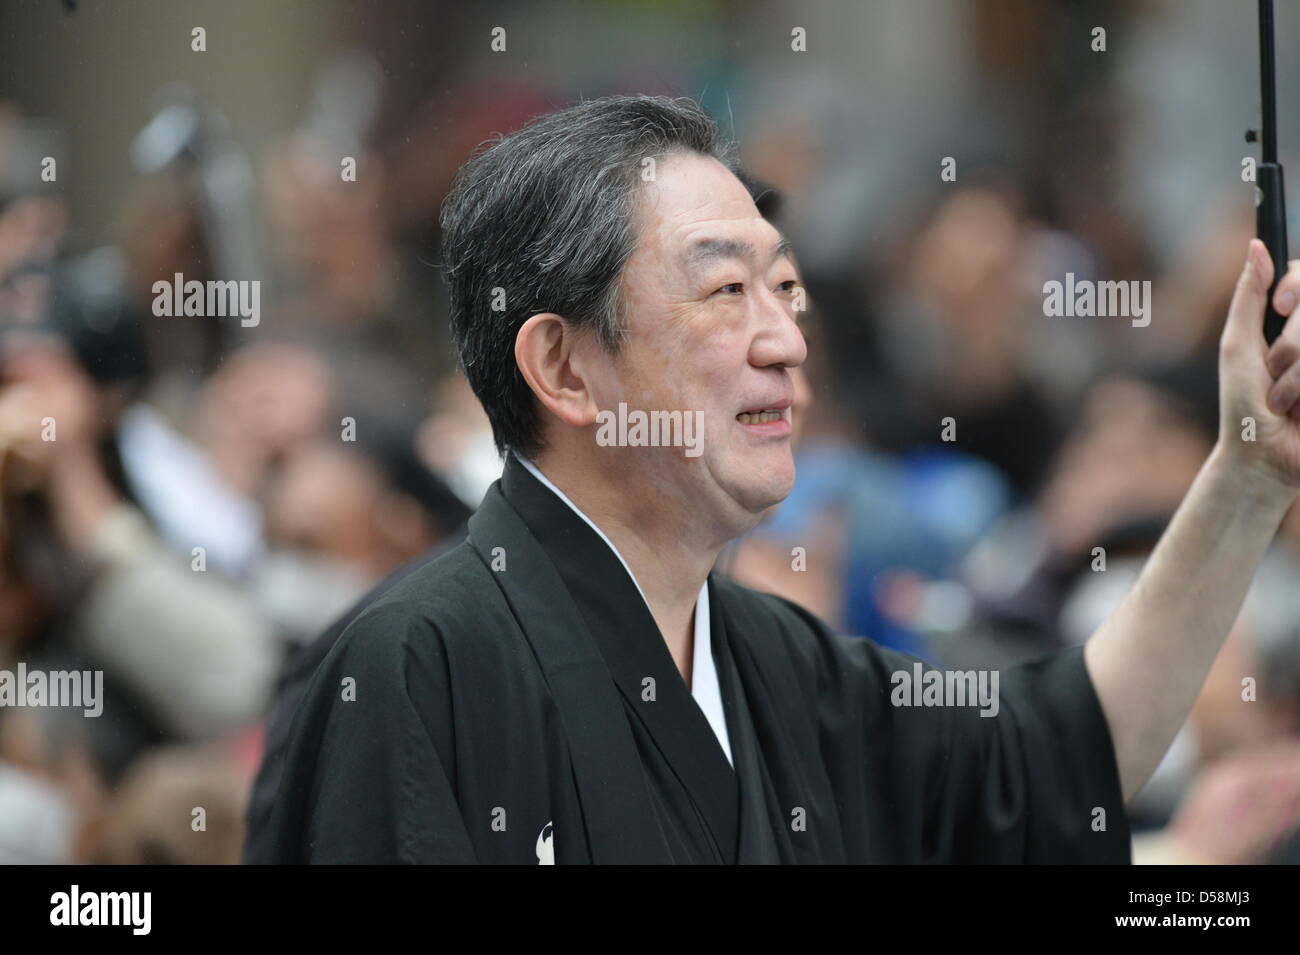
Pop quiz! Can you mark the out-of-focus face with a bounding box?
[1040,377,1213,555]
[577,151,806,537]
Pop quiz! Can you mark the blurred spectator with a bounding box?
[1134,741,1300,865]
[91,743,248,865]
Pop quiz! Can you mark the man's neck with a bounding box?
[522,451,722,675]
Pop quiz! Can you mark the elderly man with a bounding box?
[260,95,1300,864]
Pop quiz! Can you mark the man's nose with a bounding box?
[750,289,807,369]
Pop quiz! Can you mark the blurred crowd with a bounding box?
[3,1,1300,864]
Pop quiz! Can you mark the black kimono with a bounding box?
[261,455,1131,863]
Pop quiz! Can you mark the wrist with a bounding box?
[1206,440,1298,514]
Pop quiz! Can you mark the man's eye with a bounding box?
[715,283,744,295]
[777,280,798,293]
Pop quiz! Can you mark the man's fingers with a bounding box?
[1268,334,1300,379]
[1274,258,1300,313]
[1225,239,1274,347]
[1267,357,1300,415]
[1265,258,1300,377]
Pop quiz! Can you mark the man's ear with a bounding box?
[514,313,601,429]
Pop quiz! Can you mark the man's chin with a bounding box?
[732,466,796,516]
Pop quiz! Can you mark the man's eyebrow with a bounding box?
[683,233,793,270]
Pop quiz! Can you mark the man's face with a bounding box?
[581,151,806,533]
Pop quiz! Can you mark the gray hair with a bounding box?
[439,95,736,458]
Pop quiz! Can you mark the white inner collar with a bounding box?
[513,454,733,766]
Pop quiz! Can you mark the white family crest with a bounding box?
[536,821,554,864]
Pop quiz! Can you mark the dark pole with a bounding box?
[1255,0,1289,343]
[1260,0,1277,164]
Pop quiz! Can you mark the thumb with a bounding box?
[1223,238,1275,346]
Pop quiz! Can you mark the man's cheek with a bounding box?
[629,335,691,392]
[658,324,704,370]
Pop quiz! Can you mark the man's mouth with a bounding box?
[736,409,788,425]
[735,396,793,432]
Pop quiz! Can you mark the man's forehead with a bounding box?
[639,154,751,219]
[631,153,784,262]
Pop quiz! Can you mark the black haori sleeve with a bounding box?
[921,644,1130,863]
[725,586,1132,864]
[836,634,1132,864]
[263,602,478,864]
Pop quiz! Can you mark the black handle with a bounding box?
[1257,162,1290,344]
